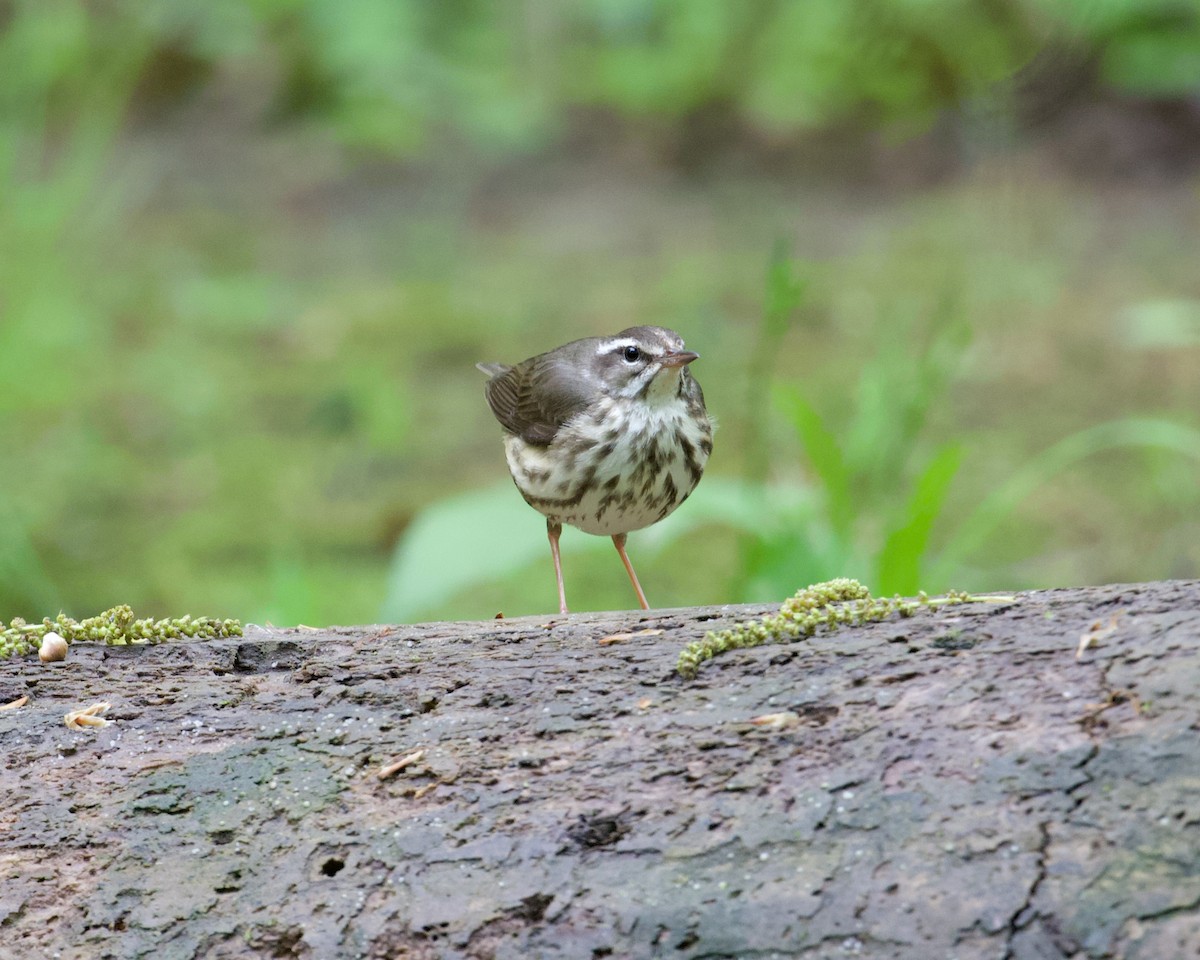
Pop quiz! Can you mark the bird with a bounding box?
[477,326,712,614]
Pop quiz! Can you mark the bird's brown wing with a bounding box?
[479,352,594,445]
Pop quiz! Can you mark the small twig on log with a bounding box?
[378,749,426,780]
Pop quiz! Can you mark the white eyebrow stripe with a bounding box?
[598,338,644,355]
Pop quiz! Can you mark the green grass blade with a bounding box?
[930,418,1200,583]
[775,384,854,540]
[764,239,809,338]
[877,443,962,595]
[745,242,809,483]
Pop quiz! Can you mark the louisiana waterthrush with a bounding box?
[478,326,712,614]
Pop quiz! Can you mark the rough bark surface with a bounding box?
[2,580,1199,960]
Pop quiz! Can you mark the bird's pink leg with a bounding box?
[547,520,569,614]
[612,533,650,610]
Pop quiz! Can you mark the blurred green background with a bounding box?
[3,0,1199,626]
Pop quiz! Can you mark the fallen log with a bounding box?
[1,580,1198,959]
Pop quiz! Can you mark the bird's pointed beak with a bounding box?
[660,350,699,368]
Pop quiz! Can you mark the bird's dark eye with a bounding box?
[622,345,641,363]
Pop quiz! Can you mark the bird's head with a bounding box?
[592,326,699,404]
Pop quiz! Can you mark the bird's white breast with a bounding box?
[504,395,711,537]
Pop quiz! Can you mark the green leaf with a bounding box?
[382,477,809,621]
[877,443,962,596]
[382,483,552,622]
